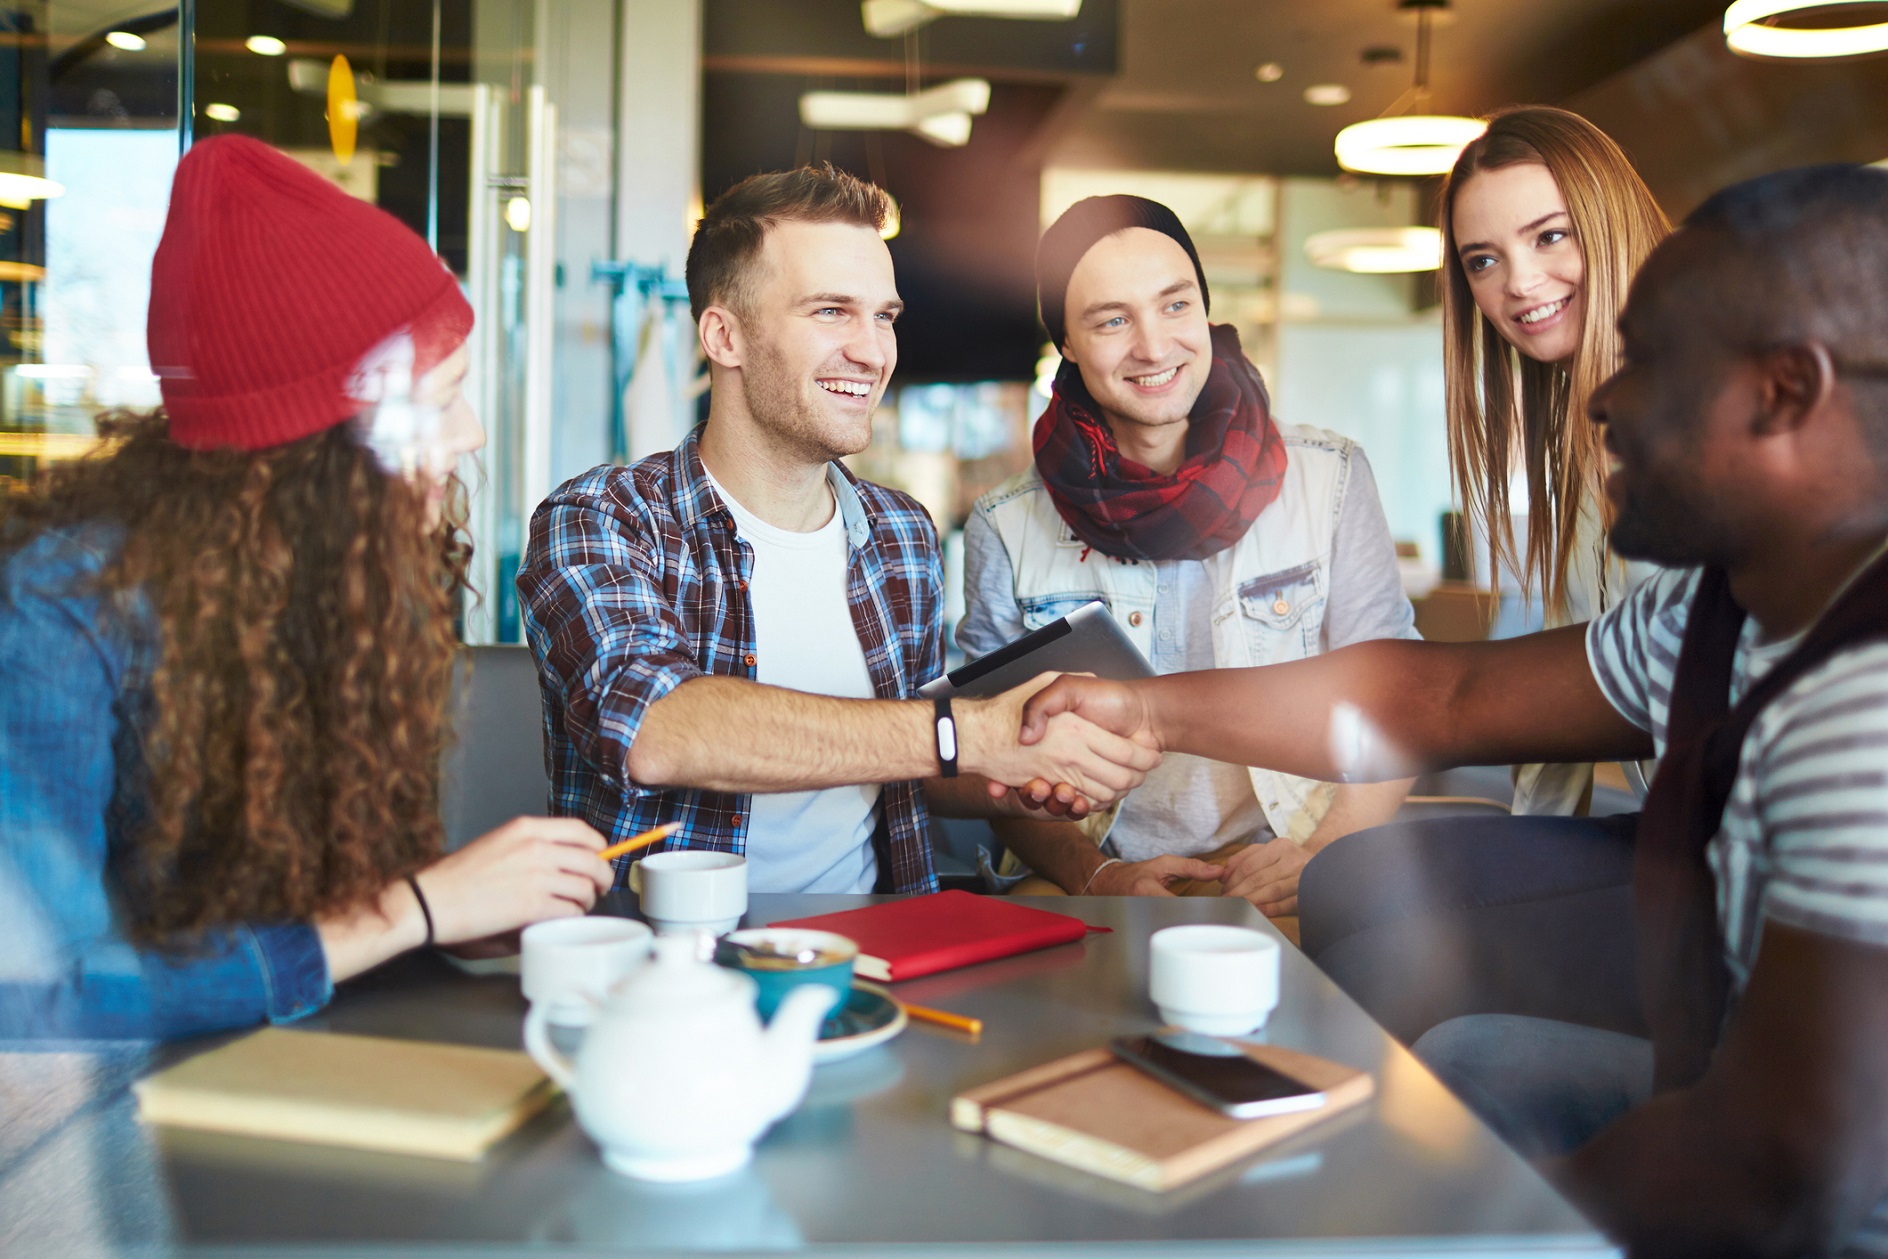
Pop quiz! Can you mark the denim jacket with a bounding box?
[0,528,330,1041]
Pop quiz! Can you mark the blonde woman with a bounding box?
[1440,106,1668,814]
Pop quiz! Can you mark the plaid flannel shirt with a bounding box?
[516,426,942,895]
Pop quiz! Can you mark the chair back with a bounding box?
[441,645,551,852]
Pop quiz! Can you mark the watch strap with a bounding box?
[933,696,959,778]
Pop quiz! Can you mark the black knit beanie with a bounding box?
[1036,195,1210,350]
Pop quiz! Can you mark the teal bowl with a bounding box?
[715,928,858,1022]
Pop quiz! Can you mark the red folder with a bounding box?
[769,890,1091,982]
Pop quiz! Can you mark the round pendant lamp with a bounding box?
[1336,115,1487,176]
[0,154,65,211]
[1332,1,1483,177]
[1725,0,1888,59]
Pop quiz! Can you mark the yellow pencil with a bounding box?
[598,821,682,863]
[903,1002,982,1037]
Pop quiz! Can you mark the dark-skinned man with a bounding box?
[1011,166,1888,1257]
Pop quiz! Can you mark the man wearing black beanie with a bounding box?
[958,195,1420,914]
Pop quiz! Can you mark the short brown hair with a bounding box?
[685,164,890,321]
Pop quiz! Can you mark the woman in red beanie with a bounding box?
[0,135,610,1039]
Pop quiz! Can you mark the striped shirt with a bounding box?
[1588,567,1888,1255]
[516,426,943,896]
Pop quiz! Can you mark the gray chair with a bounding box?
[441,644,552,852]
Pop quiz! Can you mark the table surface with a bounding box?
[138,893,1615,1257]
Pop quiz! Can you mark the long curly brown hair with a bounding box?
[0,412,471,946]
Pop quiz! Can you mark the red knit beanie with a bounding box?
[148,135,474,452]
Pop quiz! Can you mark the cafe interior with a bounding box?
[5,0,1888,1255]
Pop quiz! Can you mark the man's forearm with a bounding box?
[1139,630,1651,781]
[990,816,1108,894]
[1302,778,1414,849]
[627,677,944,791]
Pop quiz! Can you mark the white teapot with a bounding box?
[524,934,838,1182]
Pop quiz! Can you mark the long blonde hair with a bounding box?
[1440,106,1668,617]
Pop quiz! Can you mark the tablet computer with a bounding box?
[920,601,1154,700]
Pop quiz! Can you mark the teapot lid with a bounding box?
[610,933,753,1015]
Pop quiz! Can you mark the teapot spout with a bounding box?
[756,984,840,1122]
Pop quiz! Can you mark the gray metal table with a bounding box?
[147,893,1614,1257]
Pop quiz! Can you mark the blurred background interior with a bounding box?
[5,0,1888,656]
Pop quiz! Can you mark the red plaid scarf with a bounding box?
[1032,324,1288,562]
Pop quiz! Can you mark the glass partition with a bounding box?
[4,0,555,643]
[1,0,180,492]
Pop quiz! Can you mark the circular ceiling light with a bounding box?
[1305,226,1443,273]
[1334,114,1486,176]
[0,155,65,210]
[245,35,287,56]
[1724,0,1888,58]
[204,102,241,122]
[879,194,902,240]
[1255,62,1285,82]
[105,30,146,51]
[1303,83,1352,106]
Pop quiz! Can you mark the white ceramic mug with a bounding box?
[632,851,748,937]
[1148,924,1281,1036]
[522,917,653,1027]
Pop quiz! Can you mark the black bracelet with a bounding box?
[933,696,959,779]
[404,874,435,948]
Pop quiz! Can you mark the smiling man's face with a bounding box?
[1059,228,1212,444]
[735,218,902,463]
[1588,230,1754,568]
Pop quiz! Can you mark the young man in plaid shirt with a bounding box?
[517,167,1157,895]
[958,196,1418,911]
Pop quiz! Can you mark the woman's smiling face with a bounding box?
[1452,162,1586,366]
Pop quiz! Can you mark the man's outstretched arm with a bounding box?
[628,673,1158,807]
[1020,626,1653,782]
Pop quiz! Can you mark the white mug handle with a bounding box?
[523,997,589,1091]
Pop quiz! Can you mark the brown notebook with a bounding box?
[951,1038,1373,1192]
[134,1027,556,1162]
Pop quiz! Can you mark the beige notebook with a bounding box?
[134,1027,556,1162]
[952,1039,1373,1192]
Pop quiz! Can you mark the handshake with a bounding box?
[958,673,1162,818]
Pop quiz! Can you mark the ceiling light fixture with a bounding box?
[879,194,902,240]
[1304,226,1443,273]
[1333,0,1485,177]
[862,0,1080,39]
[1255,62,1285,82]
[1303,84,1352,106]
[0,154,65,210]
[105,30,146,51]
[204,102,241,122]
[799,77,992,148]
[246,35,287,56]
[1724,0,1888,58]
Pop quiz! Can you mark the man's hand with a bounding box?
[1090,854,1225,897]
[962,674,1161,809]
[1218,839,1322,917]
[1018,674,1160,749]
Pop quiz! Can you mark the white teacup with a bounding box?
[522,917,653,1027]
[1148,924,1281,1036]
[632,851,748,937]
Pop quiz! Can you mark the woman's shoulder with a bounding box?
[1,522,124,599]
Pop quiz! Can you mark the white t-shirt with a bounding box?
[1588,567,1888,1254]
[707,469,881,894]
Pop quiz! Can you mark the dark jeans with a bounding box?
[1298,812,1645,1046]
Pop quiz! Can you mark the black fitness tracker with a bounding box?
[933,696,959,778]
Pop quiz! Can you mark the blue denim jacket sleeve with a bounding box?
[0,531,332,1041]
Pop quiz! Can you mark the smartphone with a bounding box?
[1110,1030,1327,1120]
